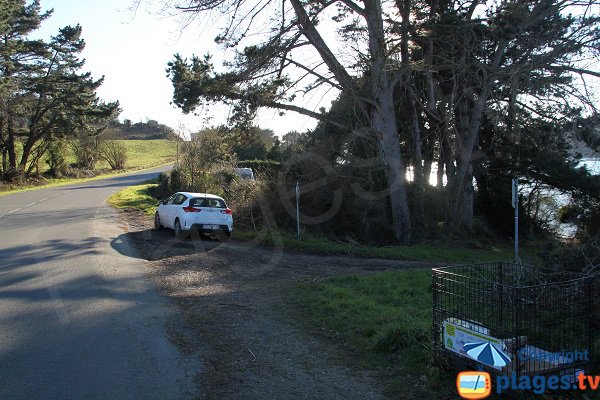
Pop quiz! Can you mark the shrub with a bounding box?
[155,168,188,196]
[170,168,189,192]
[46,140,69,177]
[70,136,101,169]
[156,170,173,198]
[226,179,267,230]
[100,140,127,170]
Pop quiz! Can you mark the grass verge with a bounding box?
[292,270,452,397]
[107,181,159,216]
[234,230,519,263]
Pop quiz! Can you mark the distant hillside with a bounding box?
[102,119,178,140]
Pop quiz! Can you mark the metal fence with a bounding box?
[432,262,594,380]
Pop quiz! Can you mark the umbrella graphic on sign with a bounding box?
[463,341,511,368]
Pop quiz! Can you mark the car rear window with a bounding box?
[189,198,227,208]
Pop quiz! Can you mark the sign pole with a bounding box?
[296,181,300,240]
[512,178,519,263]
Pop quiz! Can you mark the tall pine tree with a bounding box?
[0,0,118,179]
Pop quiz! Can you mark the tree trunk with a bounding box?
[447,96,472,232]
[0,114,5,177]
[1,148,6,177]
[407,98,425,234]
[26,140,49,176]
[424,0,439,189]
[442,131,454,186]
[19,136,35,175]
[6,120,17,172]
[372,94,412,243]
[437,129,448,188]
[358,0,411,242]
[436,155,444,188]
[448,160,475,232]
[533,189,541,228]
[422,125,435,185]
[292,0,412,241]
[446,86,489,233]
[423,155,432,186]
[397,0,424,235]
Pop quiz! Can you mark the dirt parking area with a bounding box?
[116,209,433,399]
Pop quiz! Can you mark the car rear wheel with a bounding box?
[154,212,163,230]
[174,219,182,237]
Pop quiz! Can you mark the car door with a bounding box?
[160,194,176,228]
[171,194,188,227]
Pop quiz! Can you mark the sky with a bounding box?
[28,1,600,140]
[32,0,323,137]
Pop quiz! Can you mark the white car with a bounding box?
[155,192,233,238]
[234,167,255,181]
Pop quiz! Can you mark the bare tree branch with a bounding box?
[283,57,343,90]
[547,65,600,78]
[338,0,365,15]
[263,100,346,128]
[289,0,357,93]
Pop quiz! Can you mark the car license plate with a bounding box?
[202,224,219,230]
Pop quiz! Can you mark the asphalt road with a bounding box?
[0,166,198,400]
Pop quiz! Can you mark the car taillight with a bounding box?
[182,206,201,212]
[221,208,232,215]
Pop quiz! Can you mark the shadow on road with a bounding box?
[0,238,196,399]
[111,228,224,261]
[0,236,103,275]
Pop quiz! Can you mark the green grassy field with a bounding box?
[295,270,432,369]
[293,268,580,399]
[16,139,178,171]
[292,270,452,397]
[1,140,177,195]
[98,140,178,170]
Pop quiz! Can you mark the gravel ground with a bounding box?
[116,209,434,400]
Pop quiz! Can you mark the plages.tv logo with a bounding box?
[456,339,509,399]
[457,371,492,399]
[445,321,511,399]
